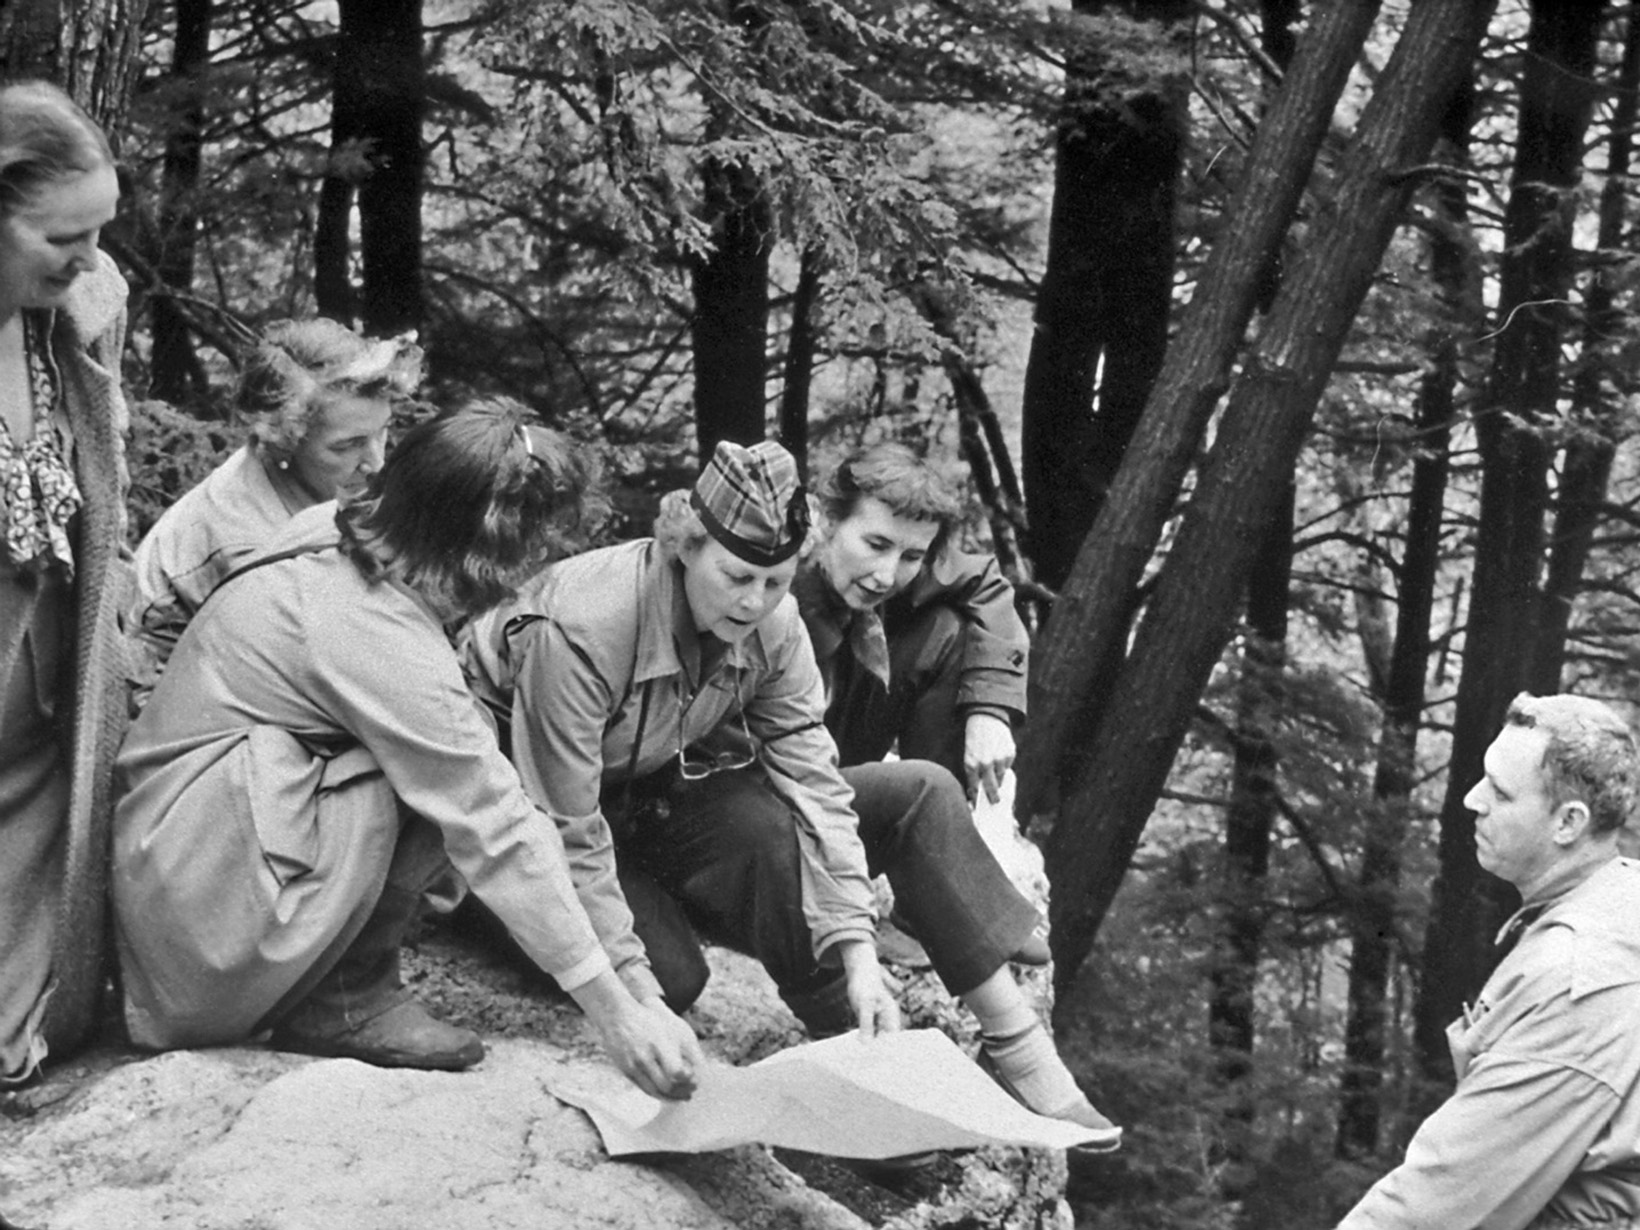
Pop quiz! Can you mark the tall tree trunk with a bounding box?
[777,247,821,478]
[1209,483,1292,1199]
[1044,0,1497,1005]
[1531,7,1640,692]
[691,155,771,459]
[315,0,424,334]
[149,0,212,405]
[1019,0,1188,594]
[1335,78,1476,1162]
[1206,3,1302,1193]
[0,0,149,128]
[1412,0,1602,1106]
[1014,0,1385,822]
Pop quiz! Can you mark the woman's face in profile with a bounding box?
[0,163,119,316]
[288,392,392,502]
[679,536,797,643]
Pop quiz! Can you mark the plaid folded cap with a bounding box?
[689,440,810,566]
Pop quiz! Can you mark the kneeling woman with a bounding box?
[463,440,1116,1135]
[113,399,700,1098]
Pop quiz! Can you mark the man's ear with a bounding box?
[1552,799,1593,846]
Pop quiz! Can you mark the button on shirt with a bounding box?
[1338,857,1640,1230]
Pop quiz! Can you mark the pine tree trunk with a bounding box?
[777,247,821,478]
[1014,0,1384,822]
[1335,77,1476,1160]
[0,0,149,128]
[1413,0,1603,1107]
[1044,0,1498,1003]
[1018,0,1188,594]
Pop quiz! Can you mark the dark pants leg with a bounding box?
[843,759,1039,996]
[831,605,968,780]
[620,767,853,1033]
[623,759,1039,1030]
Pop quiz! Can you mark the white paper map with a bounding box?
[545,1028,1120,1159]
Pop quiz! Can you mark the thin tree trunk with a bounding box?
[1044,0,1497,1004]
[1335,72,1478,1164]
[149,0,212,405]
[778,247,821,478]
[1014,0,1385,822]
[1413,0,1603,1106]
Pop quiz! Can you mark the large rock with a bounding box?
[1,779,1074,1230]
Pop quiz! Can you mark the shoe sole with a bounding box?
[268,1032,485,1072]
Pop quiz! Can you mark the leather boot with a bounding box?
[269,885,484,1072]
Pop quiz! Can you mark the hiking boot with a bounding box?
[270,998,485,1072]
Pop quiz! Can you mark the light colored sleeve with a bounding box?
[748,603,877,957]
[1337,991,1622,1230]
[504,616,664,1003]
[308,597,611,993]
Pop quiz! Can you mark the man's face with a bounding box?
[816,497,939,612]
[1464,724,1562,889]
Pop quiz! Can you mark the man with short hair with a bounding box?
[1337,692,1640,1229]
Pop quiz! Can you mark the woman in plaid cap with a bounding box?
[463,439,1118,1138]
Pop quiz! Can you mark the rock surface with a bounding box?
[1,784,1073,1230]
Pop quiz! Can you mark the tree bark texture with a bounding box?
[1335,76,1477,1162]
[148,0,212,405]
[1532,7,1640,693]
[0,0,150,131]
[1018,0,1189,594]
[1413,0,1603,1102]
[1014,0,1385,821]
[777,247,821,479]
[1044,0,1498,1004]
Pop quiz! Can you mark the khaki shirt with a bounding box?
[463,539,877,1003]
[1339,857,1640,1229]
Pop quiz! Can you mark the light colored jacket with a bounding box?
[462,538,877,1003]
[1338,857,1640,1230]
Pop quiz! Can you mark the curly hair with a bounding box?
[0,79,114,217]
[239,319,423,457]
[1504,692,1640,835]
[817,442,962,555]
[338,396,601,620]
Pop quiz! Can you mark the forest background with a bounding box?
[4,0,1639,1226]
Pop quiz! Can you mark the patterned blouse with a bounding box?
[0,314,82,577]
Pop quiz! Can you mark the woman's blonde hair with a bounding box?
[239,319,423,457]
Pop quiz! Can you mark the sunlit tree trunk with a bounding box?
[1413,0,1603,1108]
[0,0,149,128]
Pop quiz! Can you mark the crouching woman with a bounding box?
[111,398,700,1098]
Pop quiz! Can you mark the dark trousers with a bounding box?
[614,758,1040,1035]
[828,604,969,776]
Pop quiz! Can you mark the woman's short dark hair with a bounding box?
[338,396,600,619]
[0,79,114,216]
[818,442,962,555]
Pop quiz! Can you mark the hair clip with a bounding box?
[518,425,535,458]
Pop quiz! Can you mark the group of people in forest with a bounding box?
[6,77,1640,1230]
[0,79,1113,1137]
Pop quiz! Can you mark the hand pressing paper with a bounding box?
[546,1028,1121,1159]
